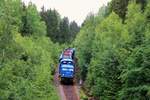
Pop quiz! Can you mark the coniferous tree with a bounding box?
[40,8,60,41]
[59,17,70,43]
[69,21,80,41]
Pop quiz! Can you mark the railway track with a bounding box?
[54,69,80,100]
[62,84,79,100]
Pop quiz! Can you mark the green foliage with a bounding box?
[40,8,60,42]
[119,44,150,99]
[110,0,129,20]
[15,34,59,100]
[40,8,80,44]
[110,0,147,21]
[125,1,145,47]
[69,21,80,41]
[118,2,150,99]
[86,12,125,99]
[0,0,59,99]
[59,17,70,43]
[74,1,150,100]
[20,3,46,36]
[74,14,97,80]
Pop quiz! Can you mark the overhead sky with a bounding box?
[22,0,111,25]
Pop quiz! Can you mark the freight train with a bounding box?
[58,48,75,84]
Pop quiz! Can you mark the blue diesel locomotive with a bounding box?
[58,48,75,83]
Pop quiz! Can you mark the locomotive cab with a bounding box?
[59,59,75,83]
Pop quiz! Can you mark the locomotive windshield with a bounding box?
[61,61,73,65]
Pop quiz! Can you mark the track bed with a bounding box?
[54,70,80,100]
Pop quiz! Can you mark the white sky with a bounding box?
[22,0,111,25]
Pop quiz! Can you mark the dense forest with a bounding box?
[74,0,150,99]
[0,0,59,99]
[40,7,80,43]
[0,0,79,99]
[0,0,150,100]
